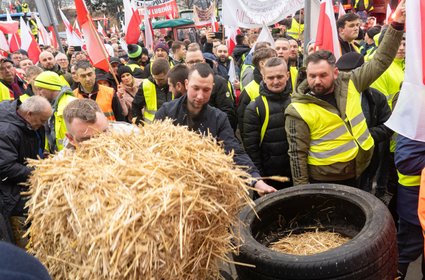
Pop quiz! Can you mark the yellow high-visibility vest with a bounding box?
[244,80,260,102]
[291,80,374,166]
[287,18,304,40]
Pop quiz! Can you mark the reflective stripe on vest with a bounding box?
[290,66,298,94]
[291,80,374,165]
[287,18,304,40]
[74,85,116,121]
[245,80,260,102]
[255,95,269,146]
[239,64,254,91]
[397,170,421,187]
[227,80,235,101]
[354,0,374,11]
[142,79,158,123]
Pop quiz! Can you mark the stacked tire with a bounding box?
[233,184,397,280]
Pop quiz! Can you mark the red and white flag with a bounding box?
[73,21,83,40]
[0,20,18,34]
[0,30,10,53]
[75,0,110,72]
[211,13,219,32]
[123,0,141,44]
[48,26,59,49]
[6,10,20,52]
[143,6,154,51]
[19,17,40,63]
[97,21,107,37]
[225,25,240,56]
[315,0,341,60]
[338,2,346,18]
[386,0,425,142]
[35,16,51,46]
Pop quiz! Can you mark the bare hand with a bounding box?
[392,0,406,24]
[254,180,277,197]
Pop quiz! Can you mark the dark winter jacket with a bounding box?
[155,95,260,179]
[0,100,45,217]
[361,88,393,143]
[232,44,251,68]
[131,76,171,125]
[395,135,425,225]
[242,82,292,184]
[210,74,237,130]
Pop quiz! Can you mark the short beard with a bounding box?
[311,84,333,96]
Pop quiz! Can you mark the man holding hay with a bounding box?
[0,96,52,235]
[155,63,276,196]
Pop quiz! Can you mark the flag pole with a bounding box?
[87,12,120,86]
[304,0,311,61]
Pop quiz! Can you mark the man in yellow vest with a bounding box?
[33,71,76,152]
[73,60,125,122]
[275,38,298,93]
[285,10,304,41]
[0,58,25,102]
[132,58,171,125]
[337,13,361,55]
[242,57,292,190]
[284,6,405,186]
[142,43,173,79]
[237,48,277,134]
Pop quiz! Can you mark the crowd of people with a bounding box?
[0,0,422,278]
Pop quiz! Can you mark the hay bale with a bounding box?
[25,120,253,279]
[269,230,351,255]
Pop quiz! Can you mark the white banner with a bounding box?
[222,0,304,28]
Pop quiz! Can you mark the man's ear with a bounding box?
[333,67,339,79]
[65,132,76,147]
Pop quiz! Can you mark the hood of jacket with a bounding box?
[232,45,251,58]
[0,100,29,131]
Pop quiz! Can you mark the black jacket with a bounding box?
[155,95,260,179]
[132,76,171,125]
[237,68,263,133]
[232,44,250,68]
[210,74,237,130]
[361,87,393,143]
[0,100,45,217]
[242,82,292,185]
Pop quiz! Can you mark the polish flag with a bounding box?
[315,0,341,60]
[143,6,154,51]
[123,0,141,44]
[35,16,51,46]
[0,30,10,54]
[338,2,346,18]
[0,20,18,34]
[386,0,425,142]
[6,10,20,52]
[211,13,219,32]
[75,0,110,72]
[19,17,40,63]
[73,21,83,40]
[225,25,240,56]
[48,26,59,49]
[97,21,107,38]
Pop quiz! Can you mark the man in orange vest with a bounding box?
[73,60,125,122]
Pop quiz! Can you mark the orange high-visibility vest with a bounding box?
[74,85,116,121]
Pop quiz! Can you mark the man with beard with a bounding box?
[38,51,72,86]
[216,44,233,80]
[284,5,405,186]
